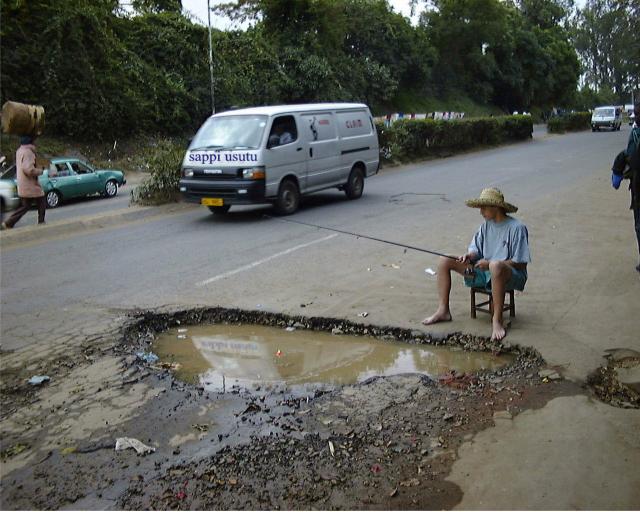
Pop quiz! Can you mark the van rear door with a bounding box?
[300,112,340,191]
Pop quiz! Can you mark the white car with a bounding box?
[0,162,20,215]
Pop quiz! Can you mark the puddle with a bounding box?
[153,324,514,392]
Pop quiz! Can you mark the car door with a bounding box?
[263,115,307,196]
[48,162,80,198]
[70,161,102,196]
[300,112,340,191]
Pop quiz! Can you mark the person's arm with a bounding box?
[625,128,640,157]
[467,225,484,263]
[459,251,479,263]
[21,149,42,178]
[506,224,531,271]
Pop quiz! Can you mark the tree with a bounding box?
[573,0,637,100]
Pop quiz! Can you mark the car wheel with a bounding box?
[344,167,365,200]
[274,179,300,215]
[46,190,61,208]
[208,205,231,215]
[105,180,118,197]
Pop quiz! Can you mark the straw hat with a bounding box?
[465,187,518,213]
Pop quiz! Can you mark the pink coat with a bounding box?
[16,144,43,198]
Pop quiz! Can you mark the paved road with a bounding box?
[1,125,630,331]
[2,125,639,509]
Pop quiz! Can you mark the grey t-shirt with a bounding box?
[468,216,531,273]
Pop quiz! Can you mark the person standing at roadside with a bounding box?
[1,135,46,229]
[613,102,640,272]
[629,104,640,272]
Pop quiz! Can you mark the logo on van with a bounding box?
[346,119,363,129]
[189,151,259,165]
[308,117,319,141]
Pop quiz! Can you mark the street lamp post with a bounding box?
[207,0,215,114]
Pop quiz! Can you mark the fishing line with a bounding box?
[263,215,459,261]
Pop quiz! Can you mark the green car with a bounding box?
[42,158,126,208]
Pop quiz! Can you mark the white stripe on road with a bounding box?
[196,234,338,287]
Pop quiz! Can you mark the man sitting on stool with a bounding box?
[422,188,531,341]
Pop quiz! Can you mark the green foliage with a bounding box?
[573,0,637,100]
[130,139,186,205]
[0,0,584,142]
[376,115,533,164]
[571,86,618,111]
[547,112,591,133]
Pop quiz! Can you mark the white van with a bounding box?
[179,103,379,215]
[591,106,622,131]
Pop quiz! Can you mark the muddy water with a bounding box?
[153,324,513,392]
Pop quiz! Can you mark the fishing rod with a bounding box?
[264,215,460,261]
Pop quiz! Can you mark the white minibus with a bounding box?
[179,103,379,215]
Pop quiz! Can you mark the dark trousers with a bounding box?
[5,196,46,227]
[634,206,640,258]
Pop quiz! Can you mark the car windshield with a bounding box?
[1,164,16,180]
[595,108,614,116]
[190,115,268,151]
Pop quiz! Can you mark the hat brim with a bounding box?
[465,199,518,213]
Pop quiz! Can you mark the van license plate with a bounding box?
[201,198,224,206]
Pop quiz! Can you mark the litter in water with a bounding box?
[115,437,155,455]
[136,351,159,364]
[28,375,50,386]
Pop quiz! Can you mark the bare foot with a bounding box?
[491,319,507,341]
[422,309,452,325]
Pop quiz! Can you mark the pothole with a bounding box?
[122,306,544,392]
[151,324,515,393]
[587,348,640,409]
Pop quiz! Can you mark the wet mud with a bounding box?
[1,307,583,510]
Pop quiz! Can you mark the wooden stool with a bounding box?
[470,287,515,319]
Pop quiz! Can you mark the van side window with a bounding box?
[268,116,297,147]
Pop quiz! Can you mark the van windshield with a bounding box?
[190,115,268,150]
[594,108,614,116]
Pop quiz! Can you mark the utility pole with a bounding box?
[207,0,215,114]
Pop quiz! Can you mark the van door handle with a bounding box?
[297,147,303,152]
[309,148,313,157]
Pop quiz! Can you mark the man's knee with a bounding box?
[489,260,511,278]
[438,255,455,270]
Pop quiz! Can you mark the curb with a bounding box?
[0,202,196,248]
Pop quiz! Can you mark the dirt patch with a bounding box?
[586,348,640,409]
[1,307,583,510]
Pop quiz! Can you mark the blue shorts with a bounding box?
[464,267,527,291]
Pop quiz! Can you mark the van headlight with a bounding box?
[241,167,265,180]
[182,168,194,177]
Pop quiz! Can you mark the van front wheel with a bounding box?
[274,179,300,215]
[344,167,364,200]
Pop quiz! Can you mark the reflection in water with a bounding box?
[153,324,513,392]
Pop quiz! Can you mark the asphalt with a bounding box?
[1,125,639,509]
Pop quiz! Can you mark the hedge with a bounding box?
[547,112,591,134]
[131,115,533,204]
[376,115,533,164]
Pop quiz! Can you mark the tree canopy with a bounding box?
[0,0,595,140]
